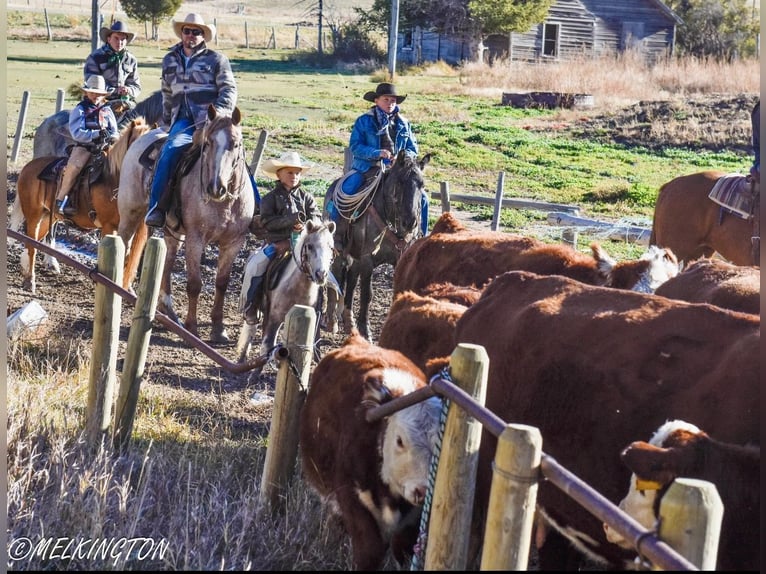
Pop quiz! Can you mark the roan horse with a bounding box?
[118,105,255,343]
[651,170,760,266]
[33,90,163,159]
[9,117,152,293]
[324,150,431,339]
[235,218,336,369]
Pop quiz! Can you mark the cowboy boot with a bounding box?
[56,167,81,216]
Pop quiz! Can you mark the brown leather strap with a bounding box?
[367,204,408,255]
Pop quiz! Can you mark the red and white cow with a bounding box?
[453,270,759,570]
[605,419,760,571]
[299,332,442,570]
[393,212,678,296]
[655,257,760,315]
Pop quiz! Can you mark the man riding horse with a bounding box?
[326,82,429,253]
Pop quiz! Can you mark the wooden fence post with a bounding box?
[214,18,218,46]
[658,478,723,570]
[258,305,316,515]
[44,8,52,41]
[491,171,505,231]
[11,90,30,163]
[439,181,450,213]
[424,343,489,570]
[250,129,269,175]
[85,235,125,447]
[55,88,65,112]
[480,424,542,570]
[113,237,166,452]
[245,21,249,49]
[343,147,353,173]
[562,228,578,247]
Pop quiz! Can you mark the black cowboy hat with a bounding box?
[363,82,407,103]
[100,21,135,45]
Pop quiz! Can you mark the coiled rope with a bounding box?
[410,367,452,571]
[331,169,383,221]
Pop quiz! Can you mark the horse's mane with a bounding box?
[107,117,151,181]
[120,90,163,126]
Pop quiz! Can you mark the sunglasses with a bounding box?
[182,27,203,37]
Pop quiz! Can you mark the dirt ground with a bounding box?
[6,94,757,424]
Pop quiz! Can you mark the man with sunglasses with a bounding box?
[145,12,238,228]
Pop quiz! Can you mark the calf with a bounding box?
[655,257,759,315]
[299,332,442,570]
[605,420,759,571]
[394,212,678,295]
[453,270,759,569]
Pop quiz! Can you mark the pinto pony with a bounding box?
[9,117,152,293]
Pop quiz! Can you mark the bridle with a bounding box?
[292,222,333,282]
[198,120,247,202]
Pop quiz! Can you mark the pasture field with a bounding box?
[5,16,760,570]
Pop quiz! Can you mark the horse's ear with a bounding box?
[326,221,336,234]
[419,153,431,171]
[207,105,217,121]
[397,149,406,162]
[232,107,241,125]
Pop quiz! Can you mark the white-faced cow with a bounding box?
[655,257,760,315]
[393,212,678,296]
[453,270,759,570]
[604,419,759,571]
[299,332,442,570]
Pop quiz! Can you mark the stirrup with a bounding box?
[145,206,166,228]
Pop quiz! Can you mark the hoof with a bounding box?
[210,326,230,345]
[22,278,36,294]
[341,309,354,334]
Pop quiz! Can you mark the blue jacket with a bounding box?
[349,106,418,173]
[68,98,118,147]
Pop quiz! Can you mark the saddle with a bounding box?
[40,152,106,223]
[708,174,758,220]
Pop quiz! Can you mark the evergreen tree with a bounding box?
[121,0,183,41]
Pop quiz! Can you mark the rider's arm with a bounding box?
[68,105,99,144]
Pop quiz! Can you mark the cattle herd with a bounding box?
[297,212,759,571]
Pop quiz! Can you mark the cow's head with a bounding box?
[362,369,442,506]
[604,420,702,547]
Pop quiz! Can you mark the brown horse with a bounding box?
[650,170,760,266]
[9,118,152,293]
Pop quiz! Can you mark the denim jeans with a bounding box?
[149,117,194,208]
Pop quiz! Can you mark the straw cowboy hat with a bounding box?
[81,75,112,95]
[173,13,216,43]
[99,20,135,45]
[363,82,407,104]
[262,151,312,179]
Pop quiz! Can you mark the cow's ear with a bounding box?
[361,372,391,409]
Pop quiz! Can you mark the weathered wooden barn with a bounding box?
[396,0,682,66]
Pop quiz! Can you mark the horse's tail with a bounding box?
[8,193,25,245]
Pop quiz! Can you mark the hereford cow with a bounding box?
[453,271,759,570]
[655,257,760,315]
[299,332,442,570]
[378,287,472,372]
[604,420,759,571]
[393,212,679,295]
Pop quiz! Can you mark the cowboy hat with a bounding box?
[81,75,112,95]
[99,20,135,45]
[173,13,215,43]
[262,151,312,179]
[363,82,407,103]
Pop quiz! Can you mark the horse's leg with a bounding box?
[235,322,255,363]
[182,240,204,337]
[159,237,182,325]
[325,257,346,334]
[209,245,241,345]
[342,260,360,335]
[356,261,374,341]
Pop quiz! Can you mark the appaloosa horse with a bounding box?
[651,170,760,266]
[235,218,336,369]
[9,118,152,293]
[324,150,431,339]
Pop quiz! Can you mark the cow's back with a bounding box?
[454,270,760,568]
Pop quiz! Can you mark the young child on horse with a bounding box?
[240,151,319,323]
[326,82,429,251]
[55,74,119,216]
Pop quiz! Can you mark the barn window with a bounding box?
[542,22,560,58]
[403,30,413,50]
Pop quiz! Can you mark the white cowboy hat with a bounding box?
[81,75,112,95]
[173,13,215,43]
[262,151,312,179]
[99,20,135,45]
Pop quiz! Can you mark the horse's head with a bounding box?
[295,218,337,284]
[196,105,246,201]
[379,150,431,240]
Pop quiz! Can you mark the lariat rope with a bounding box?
[331,168,384,221]
[410,367,452,571]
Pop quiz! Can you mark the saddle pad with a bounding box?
[708,174,754,220]
[37,157,68,182]
[266,249,291,291]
